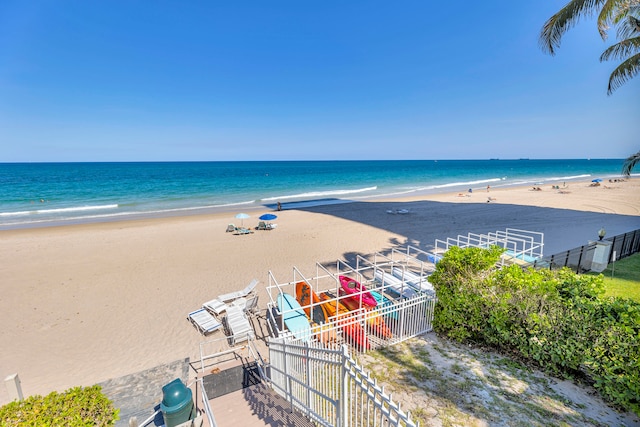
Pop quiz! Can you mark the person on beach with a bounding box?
[277,202,282,211]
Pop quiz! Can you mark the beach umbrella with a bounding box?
[592,178,602,182]
[259,213,278,221]
[235,212,250,226]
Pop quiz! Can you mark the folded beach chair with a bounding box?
[226,224,236,232]
[188,308,222,335]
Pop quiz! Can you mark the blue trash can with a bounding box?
[160,378,195,427]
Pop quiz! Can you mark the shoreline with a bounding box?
[1,177,639,406]
[2,175,636,232]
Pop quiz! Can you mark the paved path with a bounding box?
[99,358,189,427]
[210,383,314,427]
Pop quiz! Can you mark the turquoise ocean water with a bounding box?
[0,159,630,230]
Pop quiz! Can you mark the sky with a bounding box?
[0,1,638,162]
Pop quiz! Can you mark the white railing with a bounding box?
[433,228,544,265]
[268,339,419,427]
[198,377,218,427]
[196,335,269,426]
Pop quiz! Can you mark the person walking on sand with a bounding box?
[277,202,282,211]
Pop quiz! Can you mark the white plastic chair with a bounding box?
[188,308,222,335]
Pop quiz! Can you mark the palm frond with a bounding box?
[611,2,640,23]
[606,52,640,93]
[540,0,608,55]
[622,151,640,176]
[598,0,628,37]
[617,15,640,38]
[600,36,640,60]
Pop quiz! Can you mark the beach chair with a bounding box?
[243,294,260,317]
[188,308,222,335]
[226,224,236,232]
[203,298,229,316]
[217,279,259,303]
[225,306,255,345]
[257,221,277,230]
[233,227,253,235]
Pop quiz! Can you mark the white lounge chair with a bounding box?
[203,298,229,316]
[225,306,255,345]
[217,279,259,303]
[188,308,222,335]
[257,221,277,230]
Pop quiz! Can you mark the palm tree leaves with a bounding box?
[540,0,608,55]
[540,0,640,94]
[600,35,640,93]
[622,151,640,176]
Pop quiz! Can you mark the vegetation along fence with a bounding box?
[529,229,640,273]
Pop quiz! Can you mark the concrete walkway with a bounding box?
[209,383,314,427]
[99,358,190,426]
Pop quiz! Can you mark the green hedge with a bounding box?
[430,246,640,416]
[0,385,119,426]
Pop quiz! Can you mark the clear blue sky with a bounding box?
[1,1,638,162]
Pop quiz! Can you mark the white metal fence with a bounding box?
[433,228,544,265]
[268,338,419,427]
[265,246,438,353]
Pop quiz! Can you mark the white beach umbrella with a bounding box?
[235,212,250,227]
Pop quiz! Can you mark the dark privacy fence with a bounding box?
[528,229,640,273]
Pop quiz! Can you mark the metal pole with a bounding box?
[341,345,350,427]
[576,246,585,273]
[612,251,617,277]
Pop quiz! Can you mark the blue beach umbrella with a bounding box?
[259,213,278,221]
[592,178,602,183]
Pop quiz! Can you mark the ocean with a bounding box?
[0,159,630,230]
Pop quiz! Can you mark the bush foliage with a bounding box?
[430,246,640,416]
[0,385,119,426]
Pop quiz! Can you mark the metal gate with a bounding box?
[268,338,419,427]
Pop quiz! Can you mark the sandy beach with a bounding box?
[1,178,639,406]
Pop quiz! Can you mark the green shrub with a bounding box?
[430,246,640,416]
[0,385,119,426]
